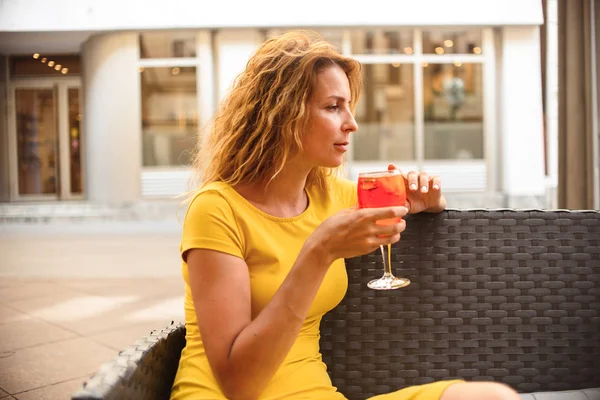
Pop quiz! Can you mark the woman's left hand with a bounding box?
[388,164,446,214]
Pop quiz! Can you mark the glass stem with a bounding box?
[379,244,394,278]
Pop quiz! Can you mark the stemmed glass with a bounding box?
[357,170,410,290]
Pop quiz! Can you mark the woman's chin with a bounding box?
[325,154,345,168]
[322,159,344,168]
[309,154,344,169]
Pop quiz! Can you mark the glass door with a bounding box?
[8,78,83,200]
[14,87,59,198]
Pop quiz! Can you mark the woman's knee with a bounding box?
[440,381,520,400]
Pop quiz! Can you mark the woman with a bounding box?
[170,30,519,400]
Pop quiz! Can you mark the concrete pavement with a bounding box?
[0,220,186,399]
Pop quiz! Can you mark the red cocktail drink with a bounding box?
[358,171,406,226]
[357,170,410,290]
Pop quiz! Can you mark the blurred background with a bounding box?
[0,0,598,217]
[0,1,598,399]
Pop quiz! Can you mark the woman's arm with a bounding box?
[187,244,329,400]
[187,205,407,400]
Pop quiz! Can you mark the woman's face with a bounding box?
[299,65,358,169]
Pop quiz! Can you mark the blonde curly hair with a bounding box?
[192,30,361,193]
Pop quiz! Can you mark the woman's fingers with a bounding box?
[406,171,419,191]
[406,171,442,193]
[376,219,406,236]
[431,175,442,191]
[418,172,430,193]
[370,233,401,249]
[360,206,408,222]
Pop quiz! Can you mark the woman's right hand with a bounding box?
[305,206,408,265]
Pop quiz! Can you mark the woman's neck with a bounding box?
[234,168,311,218]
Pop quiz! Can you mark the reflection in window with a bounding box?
[423,29,482,55]
[354,63,414,161]
[139,31,196,59]
[423,63,483,160]
[141,67,198,167]
[351,29,413,55]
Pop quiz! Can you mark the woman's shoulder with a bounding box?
[180,182,245,255]
[184,182,240,219]
[188,181,238,202]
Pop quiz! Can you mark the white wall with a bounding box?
[500,26,546,197]
[546,0,559,181]
[82,32,142,203]
[0,0,544,32]
[0,56,8,201]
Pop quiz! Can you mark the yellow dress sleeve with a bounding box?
[180,189,245,260]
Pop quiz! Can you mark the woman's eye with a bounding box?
[327,105,339,110]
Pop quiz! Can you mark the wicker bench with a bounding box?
[72,209,600,400]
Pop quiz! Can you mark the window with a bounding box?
[140,31,197,59]
[140,66,198,167]
[423,63,484,160]
[350,29,413,55]
[139,31,199,168]
[422,29,482,55]
[354,63,415,161]
[316,27,490,168]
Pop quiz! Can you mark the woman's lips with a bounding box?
[334,142,349,152]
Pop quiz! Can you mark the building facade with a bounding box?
[0,0,549,208]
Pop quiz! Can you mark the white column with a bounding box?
[215,30,264,103]
[197,30,215,141]
[499,26,546,202]
[482,28,498,192]
[546,0,559,183]
[82,32,142,203]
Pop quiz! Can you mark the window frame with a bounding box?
[136,31,215,198]
[137,31,214,174]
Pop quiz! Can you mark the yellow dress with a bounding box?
[170,178,460,400]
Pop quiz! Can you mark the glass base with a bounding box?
[367,275,411,290]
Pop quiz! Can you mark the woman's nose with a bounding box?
[344,114,358,133]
